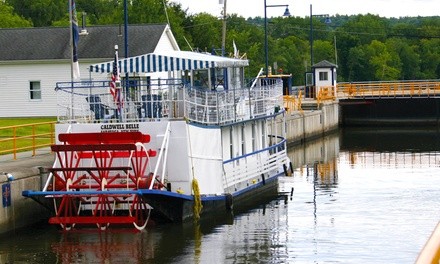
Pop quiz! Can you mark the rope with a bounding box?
[186,121,203,222]
[192,178,202,222]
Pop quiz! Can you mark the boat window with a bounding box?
[193,70,209,89]
[214,68,225,90]
[123,76,141,103]
[261,121,266,148]
[181,70,191,86]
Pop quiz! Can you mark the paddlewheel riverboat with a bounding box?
[23,50,291,230]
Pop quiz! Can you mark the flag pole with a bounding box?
[69,0,80,121]
[69,0,73,81]
[68,0,74,121]
[110,45,124,122]
[115,45,123,122]
[123,0,129,122]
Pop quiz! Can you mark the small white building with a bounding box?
[312,60,338,97]
[0,24,179,118]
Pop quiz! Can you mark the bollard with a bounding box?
[38,166,49,190]
[1,172,14,182]
[1,174,12,208]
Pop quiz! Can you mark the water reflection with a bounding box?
[281,129,440,263]
[51,230,151,263]
[284,133,340,225]
[1,128,440,263]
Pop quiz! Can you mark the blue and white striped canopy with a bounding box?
[89,51,249,74]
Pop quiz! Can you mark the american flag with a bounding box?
[110,50,123,110]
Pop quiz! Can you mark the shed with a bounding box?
[312,60,338,98]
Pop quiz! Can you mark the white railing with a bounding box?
[55,79,184,123]
[222,139,288,191]
[184,81,284,125]
[55,78,284,125]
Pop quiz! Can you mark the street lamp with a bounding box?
[264,0,290,77]
[309,4,331,68]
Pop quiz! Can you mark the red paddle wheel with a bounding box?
[47,131,158,230]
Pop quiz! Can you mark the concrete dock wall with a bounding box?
[285,101,339,144]
[0,153,53,234]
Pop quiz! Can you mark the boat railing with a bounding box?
[184,80,284,125]
[55,79,185,124]
[222,138,288,190]
[54,78,284,125]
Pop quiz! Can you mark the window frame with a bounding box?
[29,81,42,100]
[319,71,328,81]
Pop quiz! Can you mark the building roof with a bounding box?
[312,60,338,69]
[0,24,169,61]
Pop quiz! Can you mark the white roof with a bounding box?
[89,50,249,74]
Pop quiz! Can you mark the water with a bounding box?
[1,127,440,263]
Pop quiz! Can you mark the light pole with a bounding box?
[309,4,331,68]
[221,0,227,56]
[264,0,290,77]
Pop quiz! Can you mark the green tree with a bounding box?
[274,36,309,85]
[386,38,421,80]
[6,0,66,27]
[76,0,118,25]
[367,40,401,80]
[347,45,373,81]
[0,2,32,27]
[335,32,358,80]
[186,13,221,52]
[229,25,265,77]
[418,17,440,39]
[74,0,190,50]
[338,14,389,45]
[128,0,168,24]
[313,40,335,65]
[418,38,440,79]
[336,14,390,80]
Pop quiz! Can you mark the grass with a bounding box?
[0,117,57,155]
[0,117,56,127]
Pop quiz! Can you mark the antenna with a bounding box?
[221,0,227,56]
[163,0,170,25]
[183,36,193,51]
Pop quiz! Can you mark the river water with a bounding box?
[1,127,440,263]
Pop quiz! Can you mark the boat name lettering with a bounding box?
[100,123,140,132]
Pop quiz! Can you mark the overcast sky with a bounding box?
[172,0,439,18]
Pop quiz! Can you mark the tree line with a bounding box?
[1,0,439,85]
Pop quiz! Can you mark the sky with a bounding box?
[172,0,439,18]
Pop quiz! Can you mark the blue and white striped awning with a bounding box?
[89,51,249,74]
